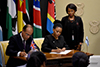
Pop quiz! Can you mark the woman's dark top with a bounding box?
[41,35,69,52]
[61,16,84,49]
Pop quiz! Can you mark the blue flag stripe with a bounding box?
[13,0,16,3]
[47,18,54,34]
[33,0,40,8]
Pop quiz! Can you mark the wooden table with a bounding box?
[44,50,93,67]
[13,50,93,67]
[44,50,93,60]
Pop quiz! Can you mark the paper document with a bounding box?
[50,50,72,54]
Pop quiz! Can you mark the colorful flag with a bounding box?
[17,0,30,33]
[0,26,3,41]
[6,0,17,39]
[30,40,37,49]
[6,0,30,39]
[46,0,56,34]
[33,0,42,38]
[85,36,89,46]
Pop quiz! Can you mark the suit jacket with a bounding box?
[6,33,39,67]
[61,16,84,49]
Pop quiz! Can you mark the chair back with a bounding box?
[34,38,44,51]
[0,41,9,67]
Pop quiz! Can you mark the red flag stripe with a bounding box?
[18,0,26,13]
[47,0,55,19]
[33,9,41,26]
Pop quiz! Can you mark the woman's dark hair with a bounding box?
[26,51,46,67]
[53,20,62,29]
[72,52,89,67]
[66,3,77,13]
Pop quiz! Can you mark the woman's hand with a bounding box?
[77,42,82,51]
[61,47,66,51]
[56,48,62,53]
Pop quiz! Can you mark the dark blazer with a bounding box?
[6,33,39,67]
[61,16,84,49]
[41,35,69,52]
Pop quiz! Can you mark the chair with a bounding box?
[0,41,9,67]
[34,38,44,51]
[88,55,100,67]
[0,38,44,67]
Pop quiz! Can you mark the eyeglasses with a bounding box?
[25,33,32,37]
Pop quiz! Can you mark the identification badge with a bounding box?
[72,35,74,41]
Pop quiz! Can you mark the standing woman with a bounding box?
[61,3,84,50]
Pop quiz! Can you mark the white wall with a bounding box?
[55,0,100,55]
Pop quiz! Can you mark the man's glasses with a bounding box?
[25,33,32,37]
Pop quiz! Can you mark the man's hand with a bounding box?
[20,52,27,57]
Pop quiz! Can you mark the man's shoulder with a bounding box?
[10,33,20,40]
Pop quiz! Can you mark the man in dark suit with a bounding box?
[6,24,39,67]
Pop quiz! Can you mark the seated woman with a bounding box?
[72,52,89,67]
[41,20,69,53]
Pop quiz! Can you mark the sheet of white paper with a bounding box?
[50,50,72,54]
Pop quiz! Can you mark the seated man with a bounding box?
[6,24,39,67]
[41,20,69,53]
[72,52,90,67]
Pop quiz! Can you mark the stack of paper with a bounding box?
[50,50,72,54]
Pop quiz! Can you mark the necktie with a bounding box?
[22,40,26,49]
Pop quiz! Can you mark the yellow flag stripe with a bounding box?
[47,13,55,23]
[19,0,23,7]
[17,11,24,33]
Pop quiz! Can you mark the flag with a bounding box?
[6,0,17,39]
[17,0,30,33]
[46,0,56,34]
[33,0,42,38]
[85,36,89,46]
[30,40,37,49]
[0,26,3,41]
[0,26,3,66]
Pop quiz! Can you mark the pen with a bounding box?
[56,47,59,49]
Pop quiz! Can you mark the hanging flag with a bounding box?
[46,0,56,34]
[33,0,42,38]
[85,36,89,46]
[17,0,30,33]
[6,0,17,39]
[0,26,3,41]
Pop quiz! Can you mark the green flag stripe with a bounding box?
[6,7,13,39]
[33,27,42,38]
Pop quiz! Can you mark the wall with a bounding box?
[55,0,100,55]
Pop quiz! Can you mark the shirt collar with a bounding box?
[20,32,24,41]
